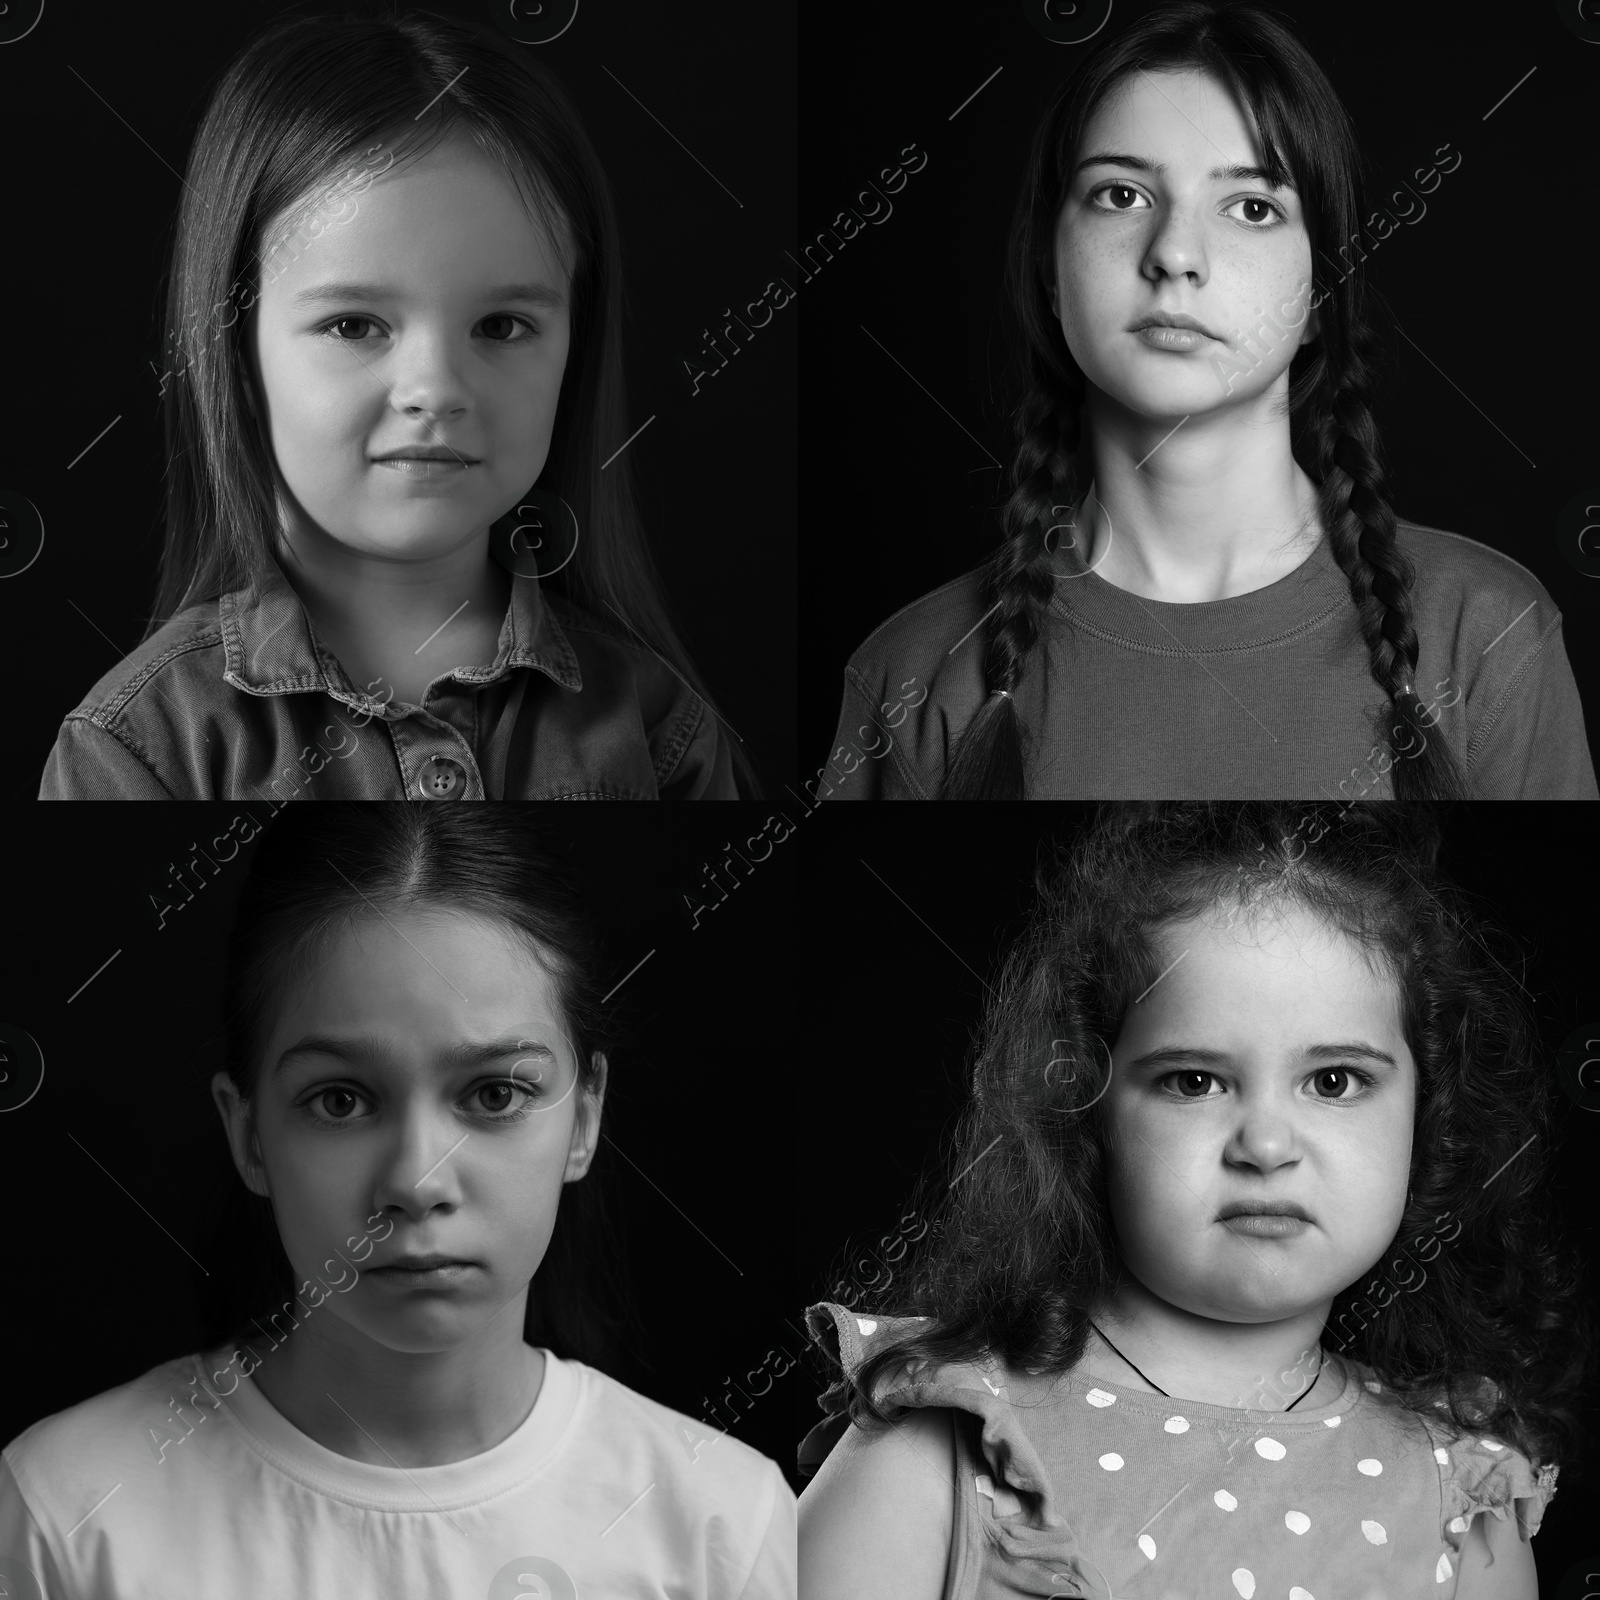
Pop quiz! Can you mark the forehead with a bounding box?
[1079,68,1264,170]
[258,133,573,296]
[278,907,568,1040]
[1131,900,1404,1042]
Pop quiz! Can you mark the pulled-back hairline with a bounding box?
[233,894,587,1101]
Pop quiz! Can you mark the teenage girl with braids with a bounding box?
[823,1,1595,801]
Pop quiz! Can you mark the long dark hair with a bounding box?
[146,4,757,796]
[941,1,1467,800]
[191,804,649,1376]
[828,803,1589,1477]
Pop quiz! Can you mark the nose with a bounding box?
[383,328,472,423]
[367,1105,467,1219]
[1223,1103,1301,1174]
[1141,196,1210,288]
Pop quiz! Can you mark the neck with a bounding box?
[273,523,513,698]
[1074,390,1323,604]
[1087,1278,1332,1411]
[239,1307,542,1468]
[275,524,508,668]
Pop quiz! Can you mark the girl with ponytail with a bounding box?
[823,0,1595,801]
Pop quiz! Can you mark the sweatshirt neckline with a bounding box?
[1048,528,1350,654]
[195,1343,580,1508]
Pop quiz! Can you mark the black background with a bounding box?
[799,0,1599,780]
[0,804,803,1493]
[0,0,795,795]
[796,802,1600,1589]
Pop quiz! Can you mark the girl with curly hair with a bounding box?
[798,803,1587,1600]
[823,2,1594,800]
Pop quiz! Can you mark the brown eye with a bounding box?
[1305,1067,1378,1101]
[1089,182,1147,212]
[308,1087,364,1120]
[322,316,378,342]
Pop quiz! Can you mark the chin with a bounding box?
[1119,372,1233,409]
[362,1320,487,1355]
[1166,1262,1305,1312]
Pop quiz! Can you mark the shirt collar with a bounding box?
[219,547,584,704]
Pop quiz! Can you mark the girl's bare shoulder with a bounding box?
[797,1405,956,1600]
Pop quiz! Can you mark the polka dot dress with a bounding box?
[803,1304,1560,1600]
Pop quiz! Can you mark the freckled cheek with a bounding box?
[1245,252,1315,329]
[1055,234,1114,300]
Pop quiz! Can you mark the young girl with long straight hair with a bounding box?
[40,7,754,800]
[798,803,1586,1598]
[824,2,1594,800]
[0,806,794,1596]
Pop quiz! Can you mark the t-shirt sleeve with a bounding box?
[730,1463,796,1600]
[0,1453,66,1600]
[38,719,177,799]
[1466,615,1599,798]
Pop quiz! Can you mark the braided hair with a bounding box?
[940,1,1468,801]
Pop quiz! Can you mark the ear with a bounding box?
[211,1070,270,1198]
[1300,297,1323,347]
[564,1051,607,1183]
[1038,245,1060,321]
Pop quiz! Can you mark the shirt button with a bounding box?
[416,756,467,800]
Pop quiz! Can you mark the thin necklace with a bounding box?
[1088,1322,1325,1411]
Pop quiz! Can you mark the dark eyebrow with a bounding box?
[272,1034,557,1079]
[1128,1041,1398,1071]
[288,280,567,310]
[1073,152,1291,190]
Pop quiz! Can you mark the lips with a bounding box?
[1130,315,1220,340]
[1217,1202,1313,1222]
[375,1255,475,1270]
[372,450,480,464]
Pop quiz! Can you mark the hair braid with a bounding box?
[939,361,1086,800]
[934,0,1475,799]
[1310,372,1468,799]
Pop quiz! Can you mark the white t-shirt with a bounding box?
[0,1344,794,1599]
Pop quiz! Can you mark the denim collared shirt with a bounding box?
[39,553,735,800]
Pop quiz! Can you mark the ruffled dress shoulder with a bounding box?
[800,1303,1558,1600]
